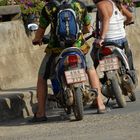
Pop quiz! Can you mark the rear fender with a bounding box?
[113,48,130,70]
[102,43,130,70]
[55,54,86,79]
[71,83,84,88]
[106,70,121,84]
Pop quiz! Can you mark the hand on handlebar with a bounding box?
[94,38,104,48]
[126,21,134,26]
[32,39,42,46]
[124,21,134,28]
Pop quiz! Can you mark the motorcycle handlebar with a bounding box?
[85,34,94,41]
[85,30,97,41]
[32,40,41,45]
[125,21,134,26]
[42,34,50,44]
[32,34,50,45]
[33,31,96,46]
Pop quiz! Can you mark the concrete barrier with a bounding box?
[0,20,46,89]
[126,9,140,77]
[0,89,37,121]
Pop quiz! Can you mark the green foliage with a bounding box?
[135,2,140,7]
[0,0,8,6]
[19,0,45,15]
[0,0,45,14]
[123,0,132,3]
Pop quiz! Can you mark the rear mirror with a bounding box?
[27,23,39,31]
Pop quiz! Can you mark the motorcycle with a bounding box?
[28,23,98,121]
[92,40,138,108]
[50,46,98,120]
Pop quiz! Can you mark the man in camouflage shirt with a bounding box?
[39,0,91,50]
[30,0,106,122]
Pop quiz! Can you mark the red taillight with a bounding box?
[101,47,112,56]
[68,55,78,66]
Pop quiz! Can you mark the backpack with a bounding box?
[54,0,80,47]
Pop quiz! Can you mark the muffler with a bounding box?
[82,86,98,104]
[122,74,135,93]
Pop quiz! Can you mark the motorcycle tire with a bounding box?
[72,87,84,121]
[111,77,127,108]
[128,92,136,102]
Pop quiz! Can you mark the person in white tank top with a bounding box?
[92,0,135,72]
[92,0,133,45]
[103,0,126,40]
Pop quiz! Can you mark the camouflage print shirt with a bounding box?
[39,0,91,49]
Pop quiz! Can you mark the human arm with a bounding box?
[32,27,46,45]
[32,6,50,45]
[96,1,112,40]
[95,1,112,46]
[121,4,133,25]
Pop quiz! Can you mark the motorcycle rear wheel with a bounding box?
[111,77,127,108]
[72,87,84,121]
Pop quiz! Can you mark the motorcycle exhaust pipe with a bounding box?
[122,74,135,92]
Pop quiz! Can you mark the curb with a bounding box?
[0,85,57,122]
[0,89,38,122]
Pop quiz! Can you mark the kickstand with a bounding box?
[106,98,110,106]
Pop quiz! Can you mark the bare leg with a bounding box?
[87,68,106,110]
[36,76,47,117]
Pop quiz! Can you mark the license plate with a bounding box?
[99,57,119,72]
[65,69,87,84]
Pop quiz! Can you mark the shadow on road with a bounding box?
[1,88,139,127]
[0,105,101,127]
[0,89,37,123]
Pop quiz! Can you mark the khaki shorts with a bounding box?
[38,48,94,80]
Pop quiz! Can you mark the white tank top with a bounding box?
[101,0,126,40]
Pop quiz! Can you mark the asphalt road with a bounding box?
[0,87,140,140]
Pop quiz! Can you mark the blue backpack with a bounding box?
[54,0,80,46]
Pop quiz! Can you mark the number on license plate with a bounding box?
[99,57,119,72]
[65,69,87,84]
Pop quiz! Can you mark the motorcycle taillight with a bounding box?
[67,55,78,66]
[101,47,113,56]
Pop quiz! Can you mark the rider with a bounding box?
[29,0,106,123]
[92,0,137,84]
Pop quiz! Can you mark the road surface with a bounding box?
[0,87,140,140]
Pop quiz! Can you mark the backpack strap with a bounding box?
[95,11,100,39]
